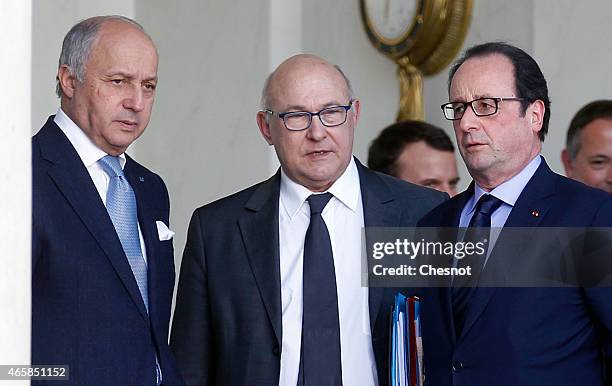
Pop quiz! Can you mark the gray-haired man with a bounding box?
[32,15,184,386]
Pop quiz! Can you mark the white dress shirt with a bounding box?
[459,155,542,258]
[278,158,378,386]
[54,108,148,263]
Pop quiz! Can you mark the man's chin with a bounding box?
[105,140,135,155]
[464,157,495,175]
[110,132,143,150]
[300,173,339,192]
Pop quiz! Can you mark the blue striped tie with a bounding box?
[98,155,149,312]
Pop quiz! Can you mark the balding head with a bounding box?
[256,54,360,192]
[260,54,354,110]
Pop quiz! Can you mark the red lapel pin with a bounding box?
[531,210,540,217]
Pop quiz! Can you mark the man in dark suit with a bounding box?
[32,16,184,386]
[418,42,612,386]
[171,54,446,386]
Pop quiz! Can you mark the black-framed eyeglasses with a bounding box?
[440,97,526,120]
[263,101,353,131]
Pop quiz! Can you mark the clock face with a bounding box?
[363,0,419,44]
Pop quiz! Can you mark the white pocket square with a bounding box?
[156,220,175,241]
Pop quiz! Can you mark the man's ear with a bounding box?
[57,65,77,99]
[256,111,274,145]
[351,99,361,126]
[528,99,545,134]
[561,149,574,178]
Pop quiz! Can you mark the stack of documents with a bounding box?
[390,293,424,386]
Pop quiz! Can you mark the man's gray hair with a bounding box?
[259,63,356,111]
[56,15,148,97]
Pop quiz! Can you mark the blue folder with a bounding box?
[390,293,423,386]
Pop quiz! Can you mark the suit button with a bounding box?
[452,361,463,372]
[272,345,280,356]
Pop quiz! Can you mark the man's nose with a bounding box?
[457,104,480,133]
[123,86,145,112]
[306,115,328,141]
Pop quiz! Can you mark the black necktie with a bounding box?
[298,193,342,386]
[452,194,504,336]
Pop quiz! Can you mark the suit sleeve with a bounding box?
[171,210,212,386]
[584,196,612,385]
[432,190,449,209]
[415,190,448,227]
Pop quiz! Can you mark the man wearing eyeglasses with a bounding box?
[171,54,446,386]
[416,42,612,386]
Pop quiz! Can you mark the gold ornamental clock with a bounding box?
[360,0,473,121]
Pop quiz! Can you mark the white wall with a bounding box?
[28,0,612,286]
[1,0,31,379]
[301,0,398,163]
[135,0,271,264]
[31,0,134,133]
[300,0,537,190]
[423,0,534,188]
[422,0,612,181]
[534,0,612,174]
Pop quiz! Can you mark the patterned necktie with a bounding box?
[98,155,149,312]
[452,194,504,336]
[99,156,161,385]
[298,193,342,386]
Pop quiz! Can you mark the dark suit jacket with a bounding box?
[32,116,184,386]
[417,158,612,386]
[170,159,446,386]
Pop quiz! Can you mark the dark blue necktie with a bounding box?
[452,194,504,336]
[298,193,342,386]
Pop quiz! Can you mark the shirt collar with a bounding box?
[54,108,126,169]
[466,155,542,215]
[280,157,360,219]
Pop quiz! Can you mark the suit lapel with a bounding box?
[459,159,556,340]
[238,172,283,346]
[503,159,556,228]
[124,160,159,319]
[439,183,473,228]
[356,160,402,333]
[39,120,149,320]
